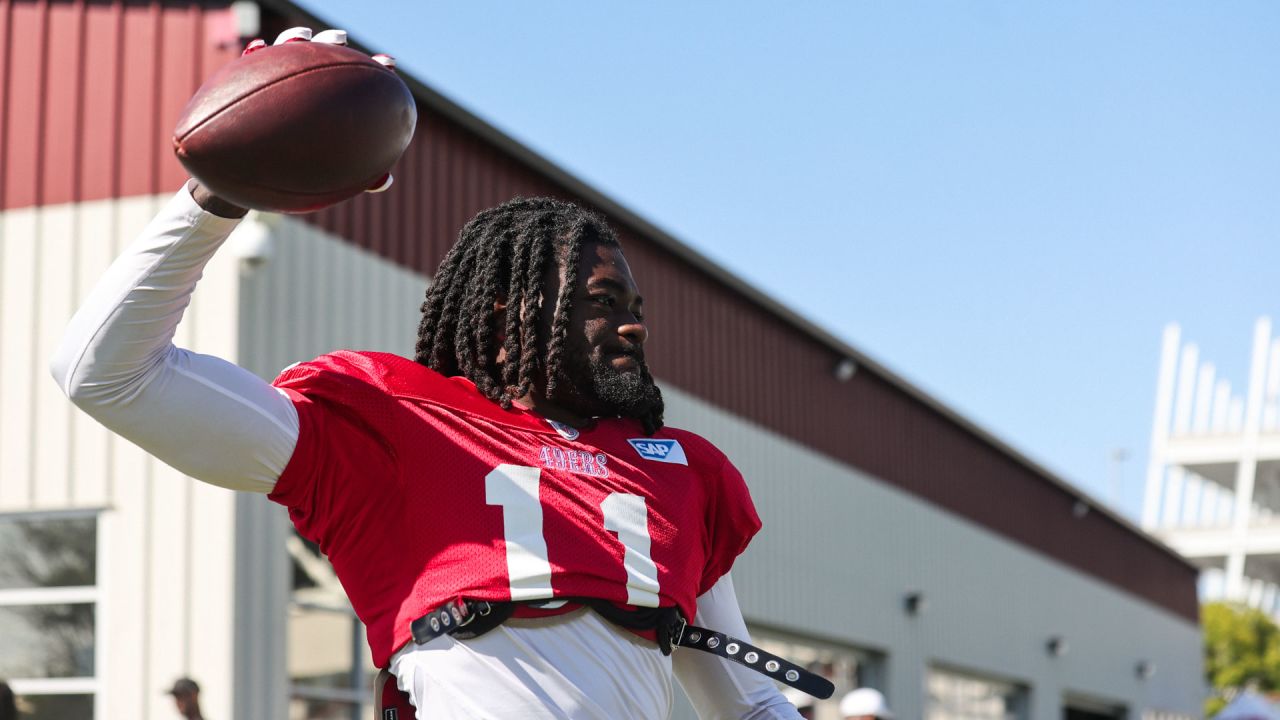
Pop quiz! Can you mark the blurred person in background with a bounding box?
[839,687,894,720]
[166,677,205,720]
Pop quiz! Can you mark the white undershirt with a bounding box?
[50,185,801,720]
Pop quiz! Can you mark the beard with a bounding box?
[555,349,664,422]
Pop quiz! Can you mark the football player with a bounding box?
[51,28,812,720]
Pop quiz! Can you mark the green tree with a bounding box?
[1202,601,1280,716]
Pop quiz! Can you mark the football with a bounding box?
[173,41,417,213]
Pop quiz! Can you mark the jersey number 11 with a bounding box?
[485,464,661,607]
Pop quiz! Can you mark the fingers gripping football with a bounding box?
[233,27,400,195]
[176,24,415,212]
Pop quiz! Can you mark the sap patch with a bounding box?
[627,438,688,466]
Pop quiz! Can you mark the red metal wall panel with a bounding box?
[0,0,237,209]
[0,2,9,207]
[4,0,43,209]
[117,3,159,197]
[42,1,80,204]
[80,1,122,199]
[157,4,200,191]
[0,0,1198,622]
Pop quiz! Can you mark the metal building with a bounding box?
[1144,317,1280,613]
[0,1,1202,718]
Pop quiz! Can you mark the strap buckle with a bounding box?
[670,616,687,647]
[457,600,491,628]
[410,599,480,643]
[655,611,687,656]
[412,598,517,645]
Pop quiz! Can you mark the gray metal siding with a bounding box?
[661,383,1204,719]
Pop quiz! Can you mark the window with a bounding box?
[1064,692,1128,720]
[927,666,1027,720]
[0,511,99,719]
[287,533,376,720]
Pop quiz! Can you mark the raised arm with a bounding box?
[49,181,299,492]
[673,573,805,720]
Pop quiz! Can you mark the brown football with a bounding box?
[173,41,417,213]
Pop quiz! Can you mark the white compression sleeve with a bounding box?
[673,574,804,720]
[49,185,298,492]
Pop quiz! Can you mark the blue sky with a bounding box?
[301,1,1280,520]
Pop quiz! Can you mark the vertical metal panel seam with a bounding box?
[373,175,385,258]
[450,123,464,256]
[385,141,399,263]
[181,0,203,674]
[103,208,119,503]
[412,118,427,272]
[409,118,424,270]
[353,179,368,255]
[0,0,10,207]
[66,0,87,500]
[437,118,451,264]
[414,116,427,273]
[27,0,50,502]
[182,467,194,673]
[394,144,406,262]
[330,198,343,251]
[148,0,162,195]
[141,455,154,720]
[72,0,89,182]
[429,120,442,262]
[109,0,123,203]
[0,0,10,489]
[144,4,162,711]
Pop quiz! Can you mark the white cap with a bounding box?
[839,688,894,719]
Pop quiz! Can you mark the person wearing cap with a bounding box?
[839,687,895,720]
[166,677,205,720]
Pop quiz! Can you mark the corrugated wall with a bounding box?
[0,0,240,210]
[662,381,1204,720]
[0,8,248,713]
[0,0,1198,625]
[0,193,243,720]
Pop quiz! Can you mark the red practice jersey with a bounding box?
[268,351,762,668]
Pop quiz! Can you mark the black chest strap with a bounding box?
[671,623,834,699]
[409,598,834,700]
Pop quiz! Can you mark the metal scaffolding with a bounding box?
[1144,317,1280,611]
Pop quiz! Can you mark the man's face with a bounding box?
[544,241,661,419]
[173,691,197,714]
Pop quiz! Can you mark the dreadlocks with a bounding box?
[415,197,664,434]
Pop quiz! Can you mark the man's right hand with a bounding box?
[184,27,396,219]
